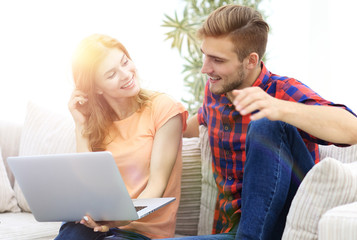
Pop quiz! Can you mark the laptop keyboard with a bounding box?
[135,206,147,212]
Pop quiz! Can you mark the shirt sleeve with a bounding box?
[151,93,188,132]
[276,78,356,145]
[197,107,206,126]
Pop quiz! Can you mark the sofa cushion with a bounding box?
[0,212,61,240]
[0,148,21,213]
[15,102,76,212]
[282,157,357,240]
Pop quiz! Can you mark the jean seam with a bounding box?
[258,122,284,240]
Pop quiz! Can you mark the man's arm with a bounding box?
[232,87,357,145]
[183,113,200,138]
[275,101,357,144]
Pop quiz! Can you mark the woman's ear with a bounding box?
[244,52,260,70]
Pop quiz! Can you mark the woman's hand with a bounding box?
[79,215,131,232]
[68,89,89,126]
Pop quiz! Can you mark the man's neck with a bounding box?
[246,63,263,88]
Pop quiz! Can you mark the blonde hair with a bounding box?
[198,4,269,61]
[72,34,151,151]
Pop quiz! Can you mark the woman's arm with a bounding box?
[68,89,91,152]
[138,113,183,198]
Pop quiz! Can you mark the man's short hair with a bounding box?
[198,4,269,62]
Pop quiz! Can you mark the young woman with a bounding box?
[54,34,187,240]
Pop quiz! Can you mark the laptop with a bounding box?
[7,151,175,222]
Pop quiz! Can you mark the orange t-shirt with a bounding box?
[105,93,187,239]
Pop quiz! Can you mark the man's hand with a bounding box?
[232,87,286,121]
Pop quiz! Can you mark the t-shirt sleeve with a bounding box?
[152,93,188,132]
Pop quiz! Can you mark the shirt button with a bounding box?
[224,125,229,131]
[228,196,233,201]
[227,176,233,181]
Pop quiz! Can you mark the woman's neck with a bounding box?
[108,97,140,120]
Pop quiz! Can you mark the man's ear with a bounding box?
[244,52,260,70]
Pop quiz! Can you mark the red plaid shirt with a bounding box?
[197,62,354,234]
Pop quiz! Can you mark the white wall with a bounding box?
[0,0,185,123]
[1,0,356,124]
[265,0,357,112]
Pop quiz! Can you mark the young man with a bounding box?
[170,4,357,240]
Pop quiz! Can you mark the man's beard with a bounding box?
[211,67,246,95]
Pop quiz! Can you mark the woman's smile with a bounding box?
[121,77,135,89]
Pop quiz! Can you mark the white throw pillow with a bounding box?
[14,102,76,212]
[0,120,23,187]
[282,157,357,240]
[13,181,31,212]
[18,102,76,156]
[318,202,357,240]
[0,148,21,212]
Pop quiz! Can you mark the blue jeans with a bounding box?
[165,118,315,240]
[54,222,150,240]
[157,225,238,240]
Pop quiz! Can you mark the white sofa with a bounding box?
[1,101,357,240]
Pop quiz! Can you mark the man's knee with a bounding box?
[247,118,283,135]
[246,118,288,144]
[246,118,301,143]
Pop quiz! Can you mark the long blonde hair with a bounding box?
[72,34,151,151]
